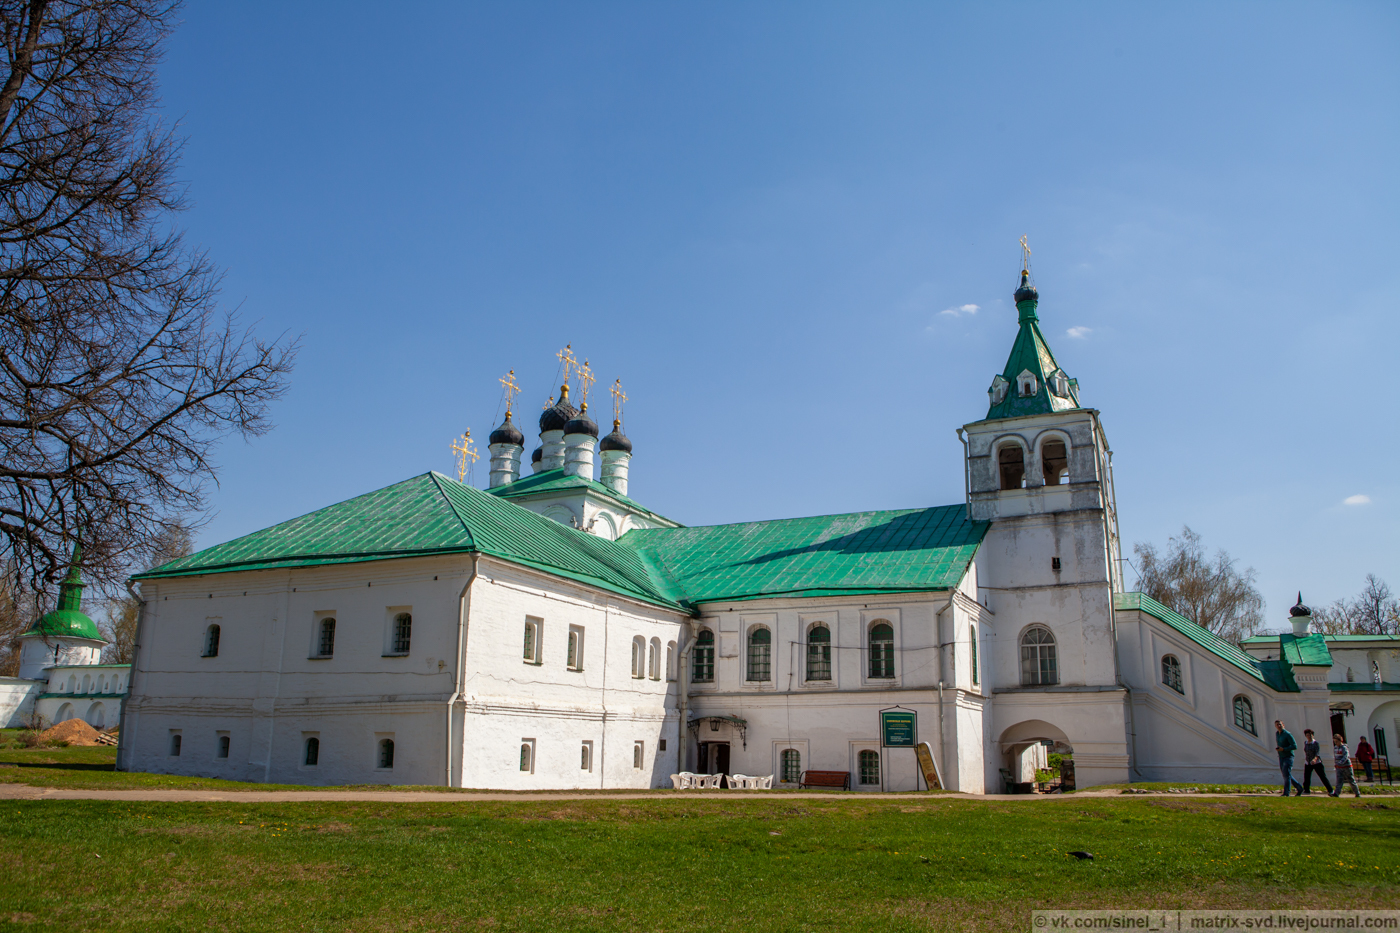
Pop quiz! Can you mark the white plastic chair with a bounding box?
[757,774,774,789]
[673,771,696,789]
[728,773,751,789]
[701,773,724,789]
[669,773,687,789]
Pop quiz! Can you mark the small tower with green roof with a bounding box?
[17,544,106,681]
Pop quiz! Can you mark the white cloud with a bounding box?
[940,303,979,317]
[1343,494,1371,506]
[1066,326,1092,339]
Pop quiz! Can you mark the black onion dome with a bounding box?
[538,388,579,433]
[531,446,543,464]
[1290,592,1311,617]
[600,420,632,453]
[489,414,524,446]
[1014,268,1038,303]
[564,408,598,438]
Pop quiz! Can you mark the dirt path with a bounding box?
[0,784,1241,804]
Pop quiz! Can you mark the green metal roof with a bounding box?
[984,286,1083,421]
[1279,632,1334,666]
[488,468,677,525]
[21,543,103,642]
[620,504,987,605]
[1115,592,1298,692]
[134,472,684,611]
[1330,682,1400,693]
[1244,633,1400,644]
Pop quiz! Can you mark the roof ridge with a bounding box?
[428,471,478,551]
[623,502,973,538]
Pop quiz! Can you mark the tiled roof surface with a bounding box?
[488,469,675,524]
[1280,632,1334,667]
[1116,592,1298,692]
[620,505,987,605]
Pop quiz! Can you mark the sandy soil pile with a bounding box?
[38,719,102,746]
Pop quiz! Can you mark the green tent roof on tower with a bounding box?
[21,544,104,642]
[983,269,1082,420]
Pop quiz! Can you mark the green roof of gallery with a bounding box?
[133,472,988,610]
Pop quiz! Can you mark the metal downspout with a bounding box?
[936,589,956,789]
[677,621,694,776]
[956,429,971,522]
[446,555,479,787]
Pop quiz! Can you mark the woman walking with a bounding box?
[1300,729,1333,795]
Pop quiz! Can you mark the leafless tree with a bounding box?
[1133,526,1265,645]
[1313,575,1399,636]
[0,1,296,599]
[0,565,31,674]
[100,516,186,662]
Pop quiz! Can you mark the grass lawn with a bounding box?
[0,795,1396,932]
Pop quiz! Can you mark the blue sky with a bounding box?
[157,2,1397,621]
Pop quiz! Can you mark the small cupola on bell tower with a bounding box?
[17,543,106,680]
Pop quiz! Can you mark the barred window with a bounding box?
[1233,695,1256,735]
[1019,626,1058,686]
[523,618,541,663]
[378,738,395,769]
[868,622,894,679]
[304,737,320,766]
[859,749,880,785]
[203,624,220,658]
[580,742,592,771]
[747,628,771,682]
[693,630,715,682]
[1161,655,1183,694]
[519,742,532,772]
[392,613,412,654]
[319,618,336,658]
[806,625,832,681]
[780,748,801,783]
[970,625,979,686]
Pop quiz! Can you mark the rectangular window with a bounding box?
[318,618,336,658]
[523,617,542,664]
[780,748,801,783]
[633,741,644,770]
[566,626,584,671]
[659,738,667,752]
[692,631,715,683]
[858,749,880,785]
[392,613,412,654]
[970,628,979,686]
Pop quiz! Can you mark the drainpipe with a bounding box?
[114,579,145,773]
[446,555,479,787]
[677,620,694,777]
[936,589,956,788]
[956,429,971,523]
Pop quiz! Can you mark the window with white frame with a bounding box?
[1019,626,1058,686]
[1161,654,1184,694]
[631,636,645,678]
[868,622,895,679]
[1232,695,1256,735]
[566,625,584,671]
[693,629,715,682]
[523,617,542,664]
[747,627,771,682]
[780,748,801,783]
[580,741,593,772]
[806,624,832,681]
[317,618,336,658]
[648,637,661,680]
[519,739,534,773]
[391,613,412,655]
[633,740,644,770]
[858,749,880,785]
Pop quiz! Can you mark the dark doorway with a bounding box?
[1330,713,1347,742]
[698,742,730,776]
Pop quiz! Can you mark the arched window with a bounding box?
[318,618,336,658]
[868,623,894,679]
[633,741,644,769]
[998,444,1026,490]
[56,702,74,722]
[392,613,412,654]
[523,617,541,663]
[747,627,771,682]
[806,625,832,681]
[1161,655,1183,694]
[970,625,979,686]
[858,749,880,785]
[780,748,801,784]
[648,637,661,680]
[66,675,76,693]
[86,702,105,729]
[218,735,230,759]
[1041,439,1068,486]
[631,636,645,679]
[666,641,676,681]
[304,737,320,766]
[693,630,715,683]
[1019,626,1058,686]
[203,624,221,658]
[1232,696,1256,735]
[519,742,532,772]
[170,733,182,757]
[82,673,91,693]
[580,742,592,771]
[378,738,395,769]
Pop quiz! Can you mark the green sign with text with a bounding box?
[881,710,916,747]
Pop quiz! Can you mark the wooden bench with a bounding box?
[799,770,850,790]
[1351,756,1393,785]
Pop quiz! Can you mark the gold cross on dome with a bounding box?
[577,359,595,409]
[1019,235,1032,272]
[499,369,520,417]
[556,344,576,388]
[610,379,628,424]
[451,430,479,483]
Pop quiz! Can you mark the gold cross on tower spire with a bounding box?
[610,378,628,427]
[499,369,520,418]
[576,358,595,411]
[451,429,479,484]
[1019,235,1032,273]
[556,344,576,391]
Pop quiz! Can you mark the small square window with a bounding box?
[1051,557,1061,571]
[658,739,667,752]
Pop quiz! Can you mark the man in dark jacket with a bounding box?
[1356,737,1375,782]
[1300,728,1333,795]
[1275,720,1304,797]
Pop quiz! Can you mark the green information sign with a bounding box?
[881,710,916,748]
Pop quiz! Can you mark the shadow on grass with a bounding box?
[3,761,116,772]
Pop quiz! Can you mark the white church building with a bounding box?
[115,267,1355,791]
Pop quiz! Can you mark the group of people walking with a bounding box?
[1274,719,1374,798]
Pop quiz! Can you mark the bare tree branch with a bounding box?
[1133,526,1265,645]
